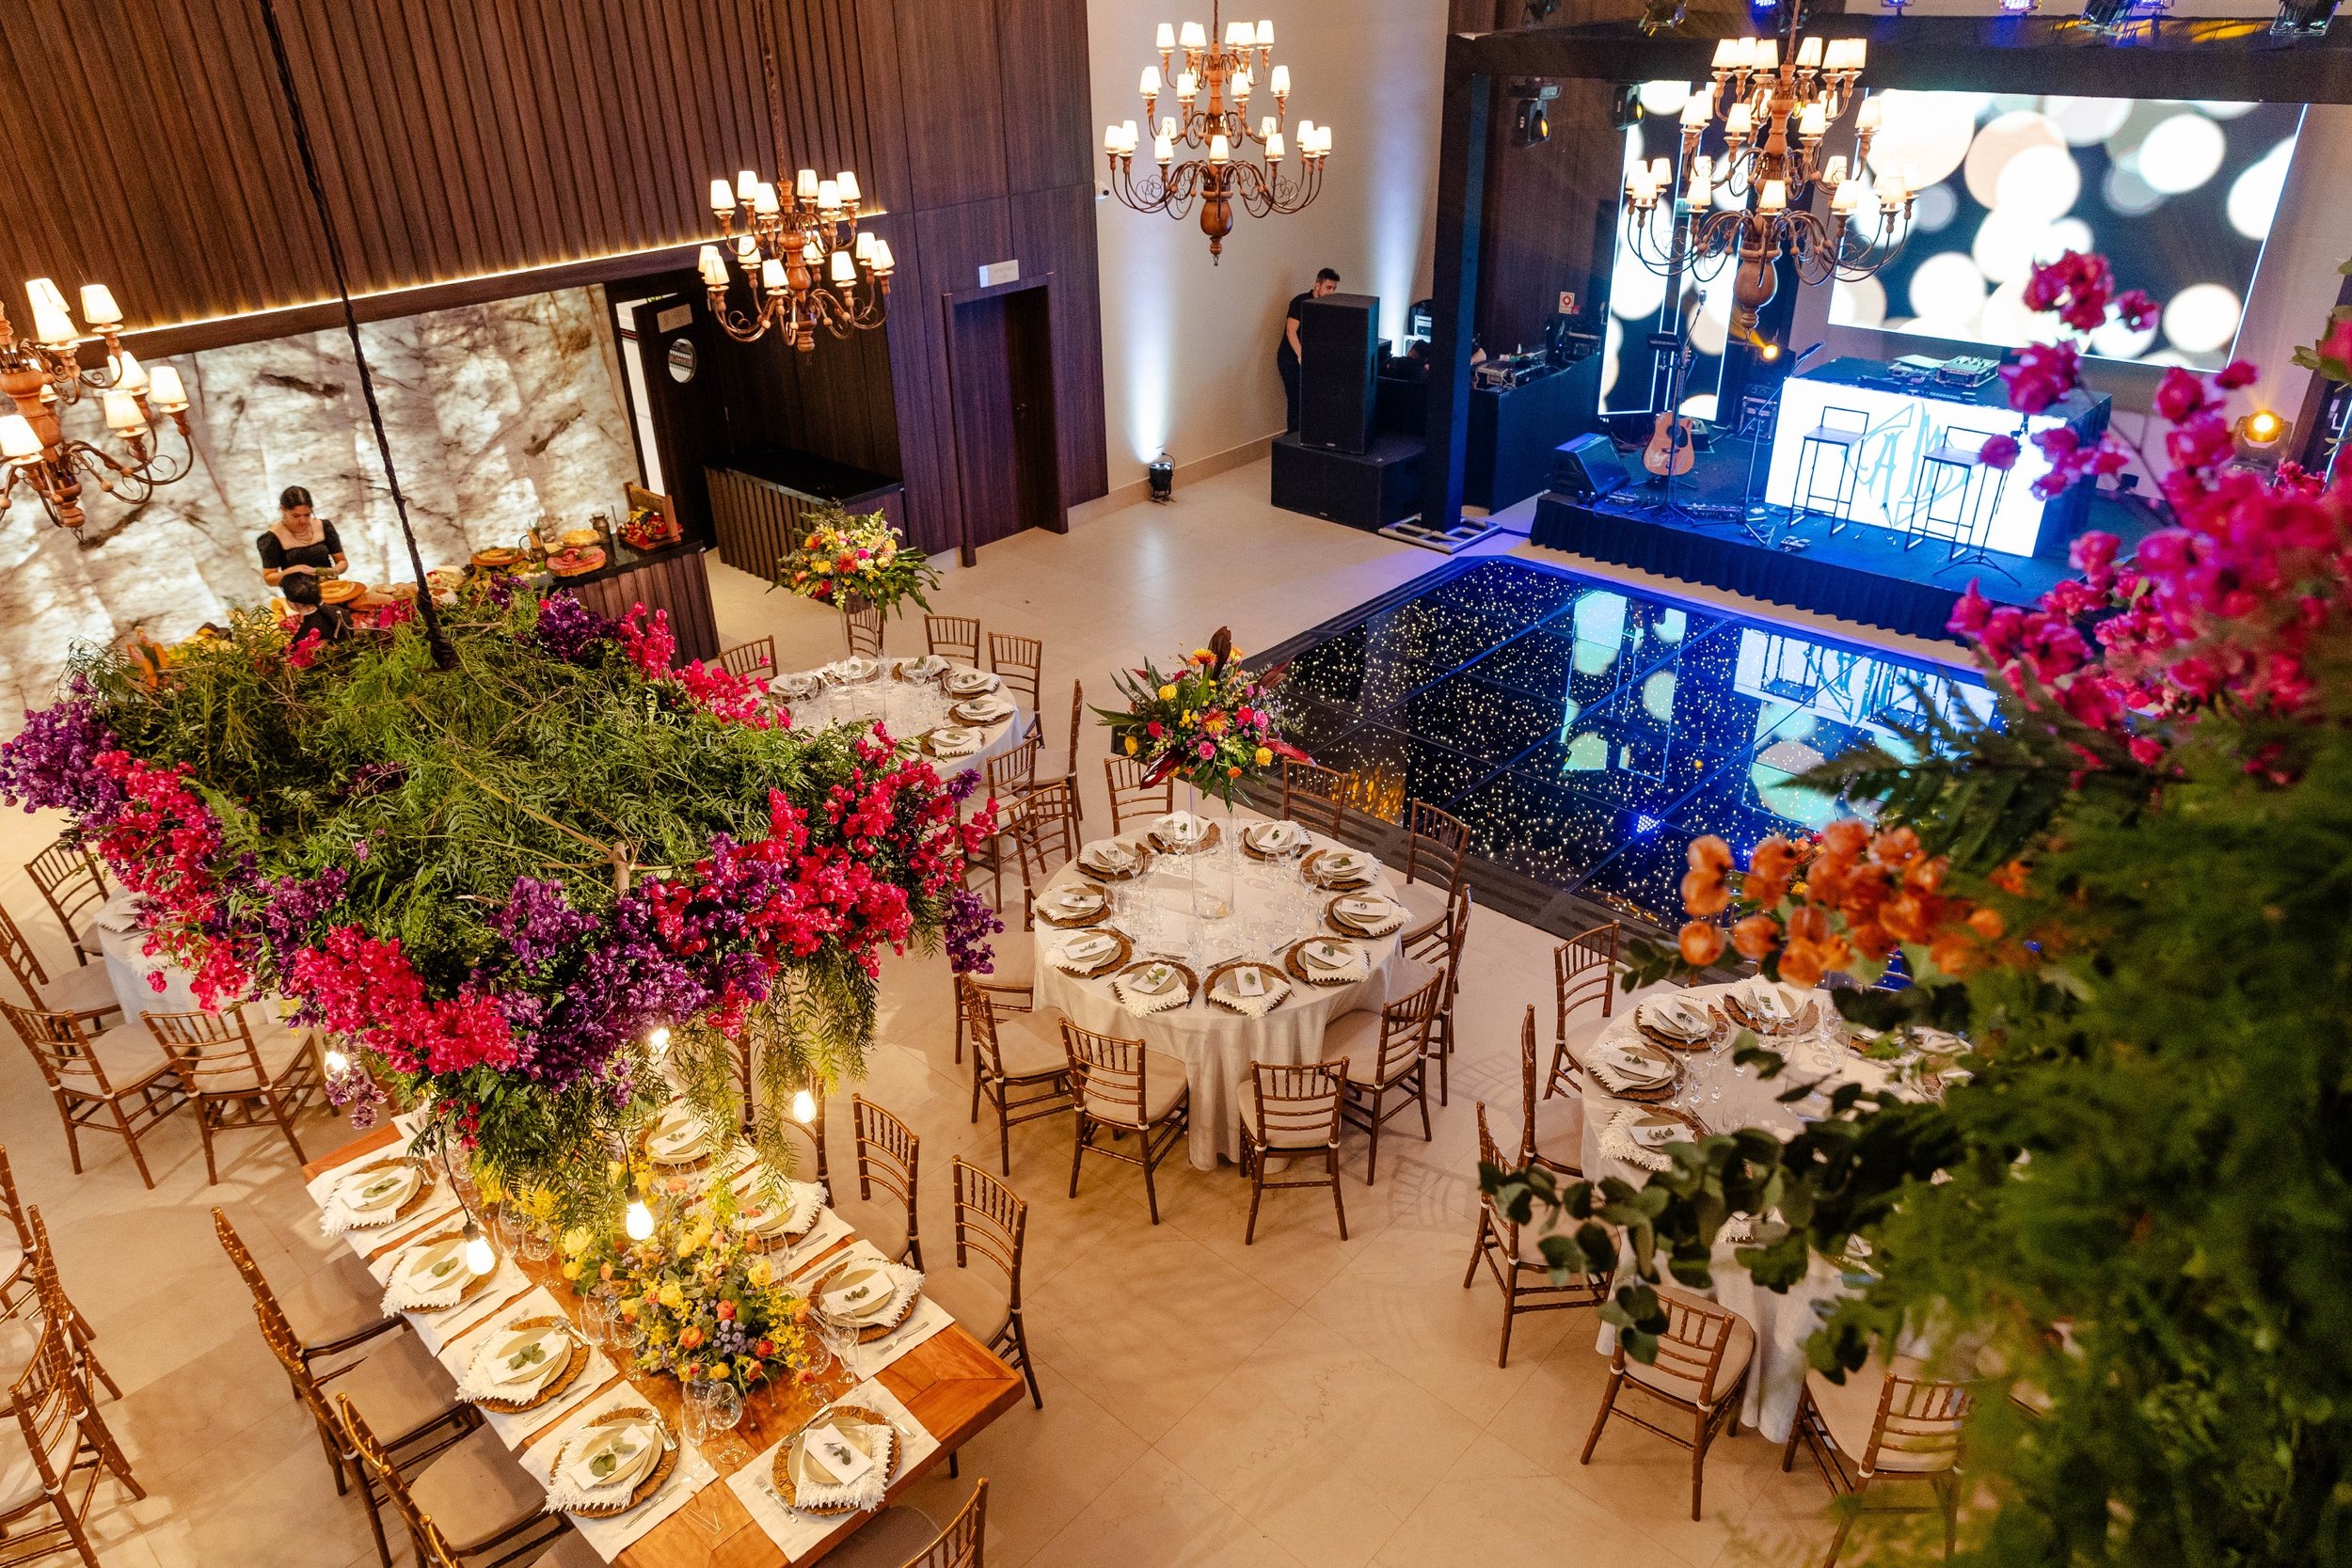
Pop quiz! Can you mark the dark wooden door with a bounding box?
[946,282,1064,562]
[625,293,724,546]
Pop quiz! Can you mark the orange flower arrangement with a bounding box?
[1676,822,2028,988]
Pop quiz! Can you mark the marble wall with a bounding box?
[0,287,637,721]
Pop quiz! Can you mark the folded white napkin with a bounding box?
[1599,1107,1693,1171]
[814,1249,924,1336]
[646,1106,713,1164]
[1297,940,1369,982]
[550,1418,664,1508]
[1054,932,1122,972]
[1331,895,1402,936]
[1080,838,1137,871]
[834,657,882,683]
[1744,984,1796,1025]
[946,668,1000,696]
[898,655,947,680]
[1642,996,1709,1040]
[1212,966,1289,1018]
[321,1164,421,1235]
[1154,811,1204,846]
[794,1415,892,1512]
[954,695,1014,723]
[381,1233,478,1312]
[1036,886,1104,921]
[925,725,983,757]
[731,1167,824,1239]
[1595,1037,1677,1089]
[727,1379,939,1557]
[1245,820,1306,852]
[523,1386,711,1553]
[456,1320,575,1402]
[1115,961,1189,1016]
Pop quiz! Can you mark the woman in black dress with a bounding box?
[256,485,347,590]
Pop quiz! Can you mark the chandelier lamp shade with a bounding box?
[1620,25,1914,340]
[0,278,193,532]
[696,0,891,351]
[1104,5,1331,261]
[699,167,893,351]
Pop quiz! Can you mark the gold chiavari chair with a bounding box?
[1464,1101,1608,1367]
[17,1213,119,1410]
[1007,775,1080,893]
[939,1162,1042,1411]
[1784,1355,1974,1566]
[1395,800,1470,946]
[1318,968,1443,1184]
[1061,1022,1189,1224]
[146,1003,323,1183]
[984,727,1044,802]
[246,1232,475,1568]
[0,904,118,1027]
[951,789,1038,1069]
[1404,882,1471,1104]
[785,1090,831,1191]
[1236,1060,1348,1243]
[0,1000,183,1189]
[823,1478,989,1568]
[335,1393,565,1568]
[0,1313,139,1568]
[1278,757,1359,843]
[846,600,886,657]
[959,976,1071,1176]
[1581,1283,1756,1519]
[214,1208,398,1391]
[844,1096,924,1269]
[925,614,981,667]
[24,840,106,968]
[1548,922,1620,1102]
[718,635,777,680]
[1061,678,1086,828]
[0,1148,33,1323]
[1518,1006,1581,1178]
[988,631,1043,712]
[1103,755,1175,837]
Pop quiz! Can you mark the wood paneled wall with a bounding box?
[0,0,1105,558]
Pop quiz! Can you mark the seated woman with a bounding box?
[280,571,349,646]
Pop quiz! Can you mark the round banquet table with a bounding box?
[778,657,1029,779]
[1579,978,1911,1443]
[1032,824,1406,1171]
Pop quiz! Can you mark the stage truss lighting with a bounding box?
[1511,81,1560,147]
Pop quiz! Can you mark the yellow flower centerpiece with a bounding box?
[593,1201,817,1389]
[775,503,940,617]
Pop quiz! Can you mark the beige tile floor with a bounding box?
[0,460,1923,1567]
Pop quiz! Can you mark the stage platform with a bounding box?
[1530,437,2156,641]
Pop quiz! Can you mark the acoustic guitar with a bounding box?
[1642,339,1699,478]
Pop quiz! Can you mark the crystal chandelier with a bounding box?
[0,279,193,532]
[695,3,891,351]
[1103,4,1332,261]
[1621,24,1913,340]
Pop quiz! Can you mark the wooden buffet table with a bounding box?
[306,1125,1025,1566]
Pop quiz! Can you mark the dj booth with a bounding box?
[1761,356,2109,560]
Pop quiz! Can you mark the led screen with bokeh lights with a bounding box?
[1600,87,2303,419]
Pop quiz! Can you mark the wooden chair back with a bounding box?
[8,1314,86,1505]
[988,632,1043,710]
[335,1393,466,1568]
[0,900,59,1006]
[1474,1101,1527,1240]
[1279,758,1359,841]
[1400,800,1470,893]
[145,1005,270,1095]
[1517,1006,1545,1161]
[1060,1023,1158,1127]
[0,1143,29,1259]
[1863,1370,1973,1476]
[1371,970,1445,1085]
[785,1090,830,1188]
[1064,679,1084,784]
[1555,923,1619,1037]
[718,636,777,680]
[1007,777,1080,896]
[985,731,1044,800]
[26,838,106,956]
[949,1157,1027,1306]
[1103,756,1174,836]
[1247,1061,1345,1148]
[2,1000,115,1094]
[926,615,981,667]
[955,975,1017,1084]
[1645,1290,1743,1408]
[850,1094,921,1233]
[845,601,886,657]
[912,1479,989,1568]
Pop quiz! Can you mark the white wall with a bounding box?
[1088,0,1450,488]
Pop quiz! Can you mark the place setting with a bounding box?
[314,1156,441,1237]
[522,1383,715,1556]
[943,667,1000,699]
[1300,847,1377,891]
[1724,980,1818,1037]
[949,690,1017,727]
[1284,935,1372,987]
[1598,1103,1711,1172]
[1049,927,1132,978]
[378,1226,503,1315]
[1114,958,1198,1016]
[644,1100,728,1168]
[726,1378,939,1557]
[805,1243,953,1378]
[1203,959,1290,1016]
[1239,818,1311,861]
[1582,1035,1683,1101]
[892,653,949,682]
[1324,891,1404,939]
[1033,882,1110,928]
[1148,809,1219,855]
[918,722,986,760]
[1075,835,1153,881]
[444,1285,618,1445]
[1633,992,1725,1053]
[724,1162,850,1265]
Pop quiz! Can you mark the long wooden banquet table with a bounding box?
[306,1125,1026,1566]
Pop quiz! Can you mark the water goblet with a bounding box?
[698,1376,747,1465]
[579,1287,616,1349]
[518,1218,555,1263]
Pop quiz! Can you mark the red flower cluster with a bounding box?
[2018,249,2154,337]
[614,602,782,729]
[286,926,516,1076]
[616,604,677,680]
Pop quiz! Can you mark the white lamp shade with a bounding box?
[25,277,75,346]
[1140,65,1162,95]
[146,365,188,413]
[103,391,145,431]
[1181,20,1206,49]
[737,169,759,201]
[1270,63,1290,95]
[1733,37,1756,68]
[755,182,781,214]
[1121,119,1138,150]
[1724,103,1754,137]
[1160,116,1178,139]
[1754,39,1778,70]
[1856,96,1883,132]
[1795,36,1822,69]
[697,244,728,285]
[1318,124,1333,154]
[0,415,40,460]
[797,168,819,199]
[1261,115,1277,140]
[1257,19,1275,43]
[837,170,861,203]
[803,239,822,261]
[110,350,148,392]
[1265,131,1285,159]
[829,249,855,284]
[1177,71,1198,98]
[1758,178,1788,213]
[854,230,875,261]
[1799,103,1827,138]
[870,238,895,272]
[1712,39,1739,67]
[761,258,787,290]
[735,234,759,262]
[1156,22,1176,50]
[817,179,841,210]
[708,178,734,213]
[1232,69,1251,97]
[1209,133,1231,164]
[78,284,122,326]
[1153,133,1174,163]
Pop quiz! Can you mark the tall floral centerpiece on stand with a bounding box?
[774,504,940,620]
[1481,251,2352,1566]
[0,579,1000,1231]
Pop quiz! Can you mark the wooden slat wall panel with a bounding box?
[0,0,1108,543]
[707,466,908,579]
[564,548,723,663]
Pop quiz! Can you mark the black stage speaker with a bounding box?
[1270,433,1423,530]
[1299,293,1379,453]
[1550,434,1631,501]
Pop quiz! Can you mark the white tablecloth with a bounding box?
[1033,826,1404,1170]
[780,660,1028,781]
[93,892,198,1021]
[1580,978,1898,1442]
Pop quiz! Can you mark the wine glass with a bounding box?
[817,1310,862,1387]
[579,1287,616,1349]
[695,1377,746,1465]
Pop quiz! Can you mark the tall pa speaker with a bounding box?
[1299,293,1378,453]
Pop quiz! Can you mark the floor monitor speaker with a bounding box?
[1551,434,1631,501]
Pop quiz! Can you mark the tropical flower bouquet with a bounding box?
[776,505,940,616]
[1097,627,1309,805]
[603,1206,816,1390]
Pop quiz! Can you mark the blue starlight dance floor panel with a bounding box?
[1261,558,1992,929]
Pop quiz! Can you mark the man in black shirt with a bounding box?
[1278,266,1341,433]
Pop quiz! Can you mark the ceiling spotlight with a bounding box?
[2234,408,2294,463]
[2273,0,2339,32]
[1510,81,1560,147]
